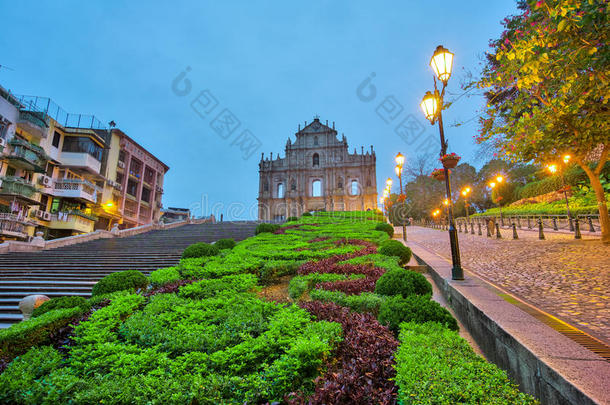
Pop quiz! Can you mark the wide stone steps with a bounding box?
[0,221,258,326]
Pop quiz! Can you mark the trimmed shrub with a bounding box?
[286,216,298,222]
[178,274,258,299]
[378,295,457,333]
[377,240,412,265]
[375,268,432,298]
[181,242,220,259]
[91,270,148,296]
[0,307,83,360]
[214,238,236,250]
[310,289,385,315]
[31,296,89,318]
[149,267,181,287]
[374,222,394,237]
[255,223,281,234]
[301,212,312,217]
[395,322,538,404]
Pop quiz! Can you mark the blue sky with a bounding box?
[0,1,517,219]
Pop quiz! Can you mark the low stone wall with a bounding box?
[44,230,114,250]
[407,240,609,405]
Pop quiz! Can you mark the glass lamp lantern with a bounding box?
[430,45,454,84]
[420,91,439,123]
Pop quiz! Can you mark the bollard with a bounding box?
[470,221,475,234]
[458,222,462,233]
[495,222,502,239]
[512,223,518,239]
[568,216,574,232]
[538,218,545,240]
[487,220,492,237]
[574,218,582,239]
[500,215,505,227]
[517,217,522,229]
[552,217,558,231]
[588,216,595,232]
[478,221,482,235]
[527,216,532,229]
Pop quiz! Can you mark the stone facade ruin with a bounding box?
[258,117,377,220]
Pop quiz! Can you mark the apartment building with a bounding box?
[0,86,168,241]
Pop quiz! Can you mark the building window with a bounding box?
[313,153,319,167]
[351,180,360,196]
[61,136,103,161]
[338,177,343,189]
[118,150,126,163]
[116,172,124,185]
[291,179,296,191]
[312,180,322,197]
[263,181,269,192]
[130,158,142,176]
[127,179,138,197]
[314,136,319,146]
[52,131,61,148]
[141,187,151,203]
[144,167,154,184]
[277,183,285,198]
[0,118,9,139]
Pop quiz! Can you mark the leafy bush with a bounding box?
[178,274,258,299]
[301,212,312,217]
[214,238,236,250]
[32,296,89,318]
[374,222,394,237]
[181,242,220,259]
[149,267,181,287]
[288,273,352,299]
[0,307,83,360]
[309,289,385,315]
[395,322,538,404]
[286,216,298,222]
[378,295,457,333]
[91,270,148,296]
[377,239,412,265]
[259,259,303,284]
[0,346,64,404]
[255,223,281,234]
[375,268,432,298]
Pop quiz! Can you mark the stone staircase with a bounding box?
[0,221,258,327]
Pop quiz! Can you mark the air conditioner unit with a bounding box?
[35,210,45,219]
[117,161,125,169]
[40,175,52,187]
[43,211,51,221]
[113,183,122,190]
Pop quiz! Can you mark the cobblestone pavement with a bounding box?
[406,226,610,344]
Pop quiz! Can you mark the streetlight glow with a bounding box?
[547,164,558,174]
[496,175,504,183]
[386,178,393,188]
[443,198,450,206]
[420,91,439,123]
[563,154,571,164]
[395,166,402,176]
[489,181,496,189]
[430,45,454,83]
[461,186,471,197]
[395,152,405,167]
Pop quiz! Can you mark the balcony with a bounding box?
[59,152,101,175]
[48,211,95,234]
[17,110,49,138]
[0,213,36,240]
[0,176,39,204]
[5,138,49,173]
[51,179,98,203]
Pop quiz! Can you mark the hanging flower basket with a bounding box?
[431,168,447,182]
[440,152,461,169]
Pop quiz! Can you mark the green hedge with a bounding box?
[395,322,538,404]
[214,238,236,250]
[32,296,89,318]
[374,222,394,237]
[149,267,181,287]
[255,223,281,234]
[182,242,220,259]
[375,268,432,298]
[378,295,457,333]
[0,307,83,360]
[91,270,148,296]
[377,240,412,265]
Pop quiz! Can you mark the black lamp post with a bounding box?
[420,45,464,280]
[395,152,407,242]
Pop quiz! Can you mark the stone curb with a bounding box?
[403,238,609,405]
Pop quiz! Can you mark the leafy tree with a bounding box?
[474,0,610,242]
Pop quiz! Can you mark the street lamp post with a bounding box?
[461,186,472,226]
[420,45,463,280]
[548,155,574,231]
[395,152,407,242]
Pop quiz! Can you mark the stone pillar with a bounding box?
[31,231,45,248]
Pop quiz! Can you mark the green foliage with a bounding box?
[378,295,457,333]
[339,253,403,273]
[178,274,258,299]
[374,222,394,237]
[310,289,385,315]
[255,223,280,234]
[377,239,412,265]
[301,212,312,217]
[288,273,357,299]
[149,267,181,286]
[0,307,83,360]
[32,296,89,318]
[0,346,64,404]
[258,259,303,284]
[181,242,220,259]
[214,238,236,250]
[286,216,298,222]
[375,268,432,298]
[395,322,538,404]
[91,270,148,297]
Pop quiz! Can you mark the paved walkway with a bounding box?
[403,226,610,344]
